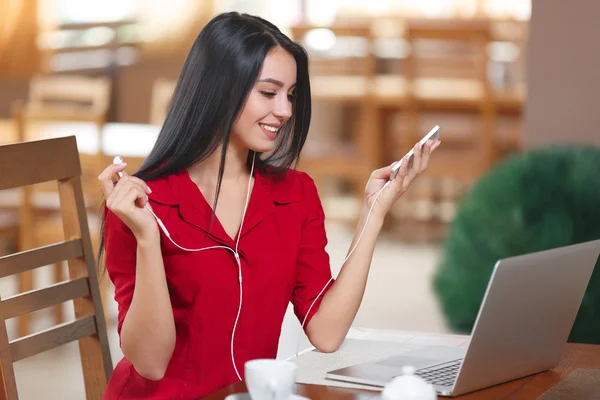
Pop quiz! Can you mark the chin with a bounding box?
[248,140,276,154]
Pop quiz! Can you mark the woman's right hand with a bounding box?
[98,162,158,242]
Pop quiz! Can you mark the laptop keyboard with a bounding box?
[413,360,462,387]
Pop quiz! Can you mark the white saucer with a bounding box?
[225,394,309,400]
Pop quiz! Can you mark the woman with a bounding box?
[98,11,439,399]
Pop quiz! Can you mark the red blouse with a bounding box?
[102,168,334,399]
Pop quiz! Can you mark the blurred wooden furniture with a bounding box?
[0,136,112,400]
[289,19,526,230]
[487,18,527,157]
[384,19,498,240]
[24,74,111,123]
[149,78,176,126]
[403,19,496,173]
[9,75,112,336]
[0,214,18,258]
[292,25,380,207]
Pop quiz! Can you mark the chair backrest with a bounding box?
[402,18,496,166]
[404,18,492,87]
[149,78,176,126]
[28,74,111,119]
[291,24,376,78]
[0,136,112,400]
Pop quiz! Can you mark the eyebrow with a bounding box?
[258,78,296,89]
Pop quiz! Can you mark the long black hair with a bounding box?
[97,12,311,267]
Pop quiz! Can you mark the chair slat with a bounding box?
[2,278,90,320]
[10,316,97,362]
[0,240,83,278]
[0,136,81,191]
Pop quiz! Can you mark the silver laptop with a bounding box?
[325,240,600,397]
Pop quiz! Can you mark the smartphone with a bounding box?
[389,125,440,180]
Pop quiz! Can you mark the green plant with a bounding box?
[433,145,600,344]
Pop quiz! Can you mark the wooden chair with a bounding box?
[402,19,496,163]
[149,78,176,126]
[10,75,111,336]
[291,25,381,215]
[0,136,112,399]
[0,216,18,258]
[26,74,111,123]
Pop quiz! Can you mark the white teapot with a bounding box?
[381,365,437,400]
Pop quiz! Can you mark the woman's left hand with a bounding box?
[364,139,441,216]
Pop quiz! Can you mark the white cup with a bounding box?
[245,359,297,400]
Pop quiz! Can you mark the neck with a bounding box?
[188,143,252,187]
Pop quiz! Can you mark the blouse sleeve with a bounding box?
[290,173,335,331]
[103,207,137,337]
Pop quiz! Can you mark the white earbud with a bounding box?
[113,156,124,178]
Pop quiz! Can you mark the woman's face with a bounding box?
[231,47,297,154]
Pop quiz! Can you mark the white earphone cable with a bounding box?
[293,184,387,359]
[132,152,387,378]
[142,153,256,382]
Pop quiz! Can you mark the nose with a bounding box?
[273,94,292,120]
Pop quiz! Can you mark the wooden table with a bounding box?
[206,334,600,399]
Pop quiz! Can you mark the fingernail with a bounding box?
[146,186,152,194]
[119,163,127,167]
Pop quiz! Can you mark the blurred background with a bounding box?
[1,0,600,398]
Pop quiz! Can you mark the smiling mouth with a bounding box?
[259,123,280,133]
[259,123,280,139]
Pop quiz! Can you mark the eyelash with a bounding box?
[261,91,296,101]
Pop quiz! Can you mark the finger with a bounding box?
[106,178,132,208]
[409,143,422,179]
[98,162,127,199]
[112,169,127,185]
[125,176,152,194]
[106,176,149,208]
[106,178,129,210]
[111,184,148,213]
[395,154,411,182]
[110,175,152,203]
[371,163,395,180]
[118,187,149,211]
[129,187,149,208]
[123,179,151,205]
[420,140,434,170]
[385,155,409,192]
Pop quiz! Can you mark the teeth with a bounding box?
[260,124,279,132]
